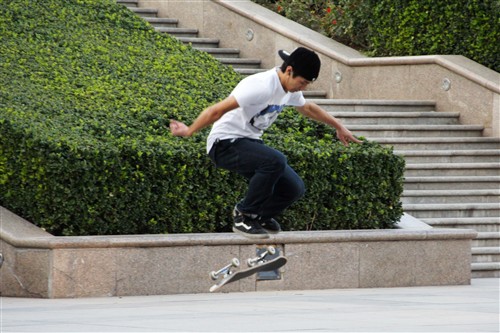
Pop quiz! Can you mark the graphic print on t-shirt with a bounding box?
[249,104,284,130]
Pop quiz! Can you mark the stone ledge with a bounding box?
[0,205,53,240]
[2,228,476,249]
[0,206,476,298]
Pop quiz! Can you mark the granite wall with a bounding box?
[1,207,475,298]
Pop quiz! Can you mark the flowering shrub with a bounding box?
[369,0,499,72]
[253,0,499,72]
[254,0,371,49]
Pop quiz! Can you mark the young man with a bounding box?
[170,47,361,239]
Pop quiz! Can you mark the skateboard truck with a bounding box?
[209,252,287,292]
[247,246,276,267]
[210,258,240,280]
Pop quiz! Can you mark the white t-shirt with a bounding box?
[206,67,306,153]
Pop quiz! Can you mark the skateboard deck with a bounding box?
[209,255,287,292]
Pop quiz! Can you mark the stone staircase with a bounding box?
[317,104,499,278]
[117,0,500,277]
[125,1,263,75]
[119,0,326,99]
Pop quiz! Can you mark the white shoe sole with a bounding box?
[232,227,270,239]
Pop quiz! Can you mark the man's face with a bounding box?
[283,67,312,92]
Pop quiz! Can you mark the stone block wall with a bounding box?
[1,207,475,298]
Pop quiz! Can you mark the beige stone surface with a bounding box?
[414,240,472,286]
[15,249,51,297]
[115,245,241,295]
[0,206,477,297]
[51,248,118,298]
[285,242,359,290]
[0,206,53,241]
[359,241,419,288]
[0,241,50,297]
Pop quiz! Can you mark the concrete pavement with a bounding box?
[1,278,499,332]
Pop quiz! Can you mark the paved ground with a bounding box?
[1,278,498,332]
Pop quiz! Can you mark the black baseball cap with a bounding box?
[278,47,321,81]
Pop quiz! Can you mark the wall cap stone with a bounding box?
[1,206,477,250]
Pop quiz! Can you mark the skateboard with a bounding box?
[209,246,287,292]
[0,253,3,268]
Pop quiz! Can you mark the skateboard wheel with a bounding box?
[247,258,256,267]
[267,246,276,255]
[231,258,240,267]
[210,271,218,280]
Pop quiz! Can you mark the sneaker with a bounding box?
[233,207,269,239]
[259,217,281,234]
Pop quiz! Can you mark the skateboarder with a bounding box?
[170,47,361,239]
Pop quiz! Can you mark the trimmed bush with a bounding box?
[0,0,404,236]
[368,0,499,72]
[268,114,405,230]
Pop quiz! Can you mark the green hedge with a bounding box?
[0,0,404,236]
[254,0,499,72]
[368,0,499,72]
[267,114,405,231]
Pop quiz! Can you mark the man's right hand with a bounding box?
[169,119,191,137]
[168,96,239,138]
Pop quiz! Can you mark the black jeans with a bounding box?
[208,138,305,218]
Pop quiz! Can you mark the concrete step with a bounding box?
[471,245,500,278]
[303,91,327,99]
[472,232,500,247]
[404,176,500,190]
[471,262,500,278]
[217,58,262,69]
[196,47,240,58]
[178,37,220,48]
[396,150,500,163]
[128,7,158,17]
[348,125,484,138]
[402,190,500,205]
[144,17,179,28]
[374,137,500,150]
[117,0,138,7]
[423,217,500,231]
[155,27,199,37]
[131,7,266,75]
[236,68,267,76]
[472,247,500,262]
[404,203,499,218]
[331,111,460,125]
[404,163,500,177]
[123,2,268,77]
[309,99,436,112]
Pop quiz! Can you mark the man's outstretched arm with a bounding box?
[170,96,239,137]
[296,101,362,146]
